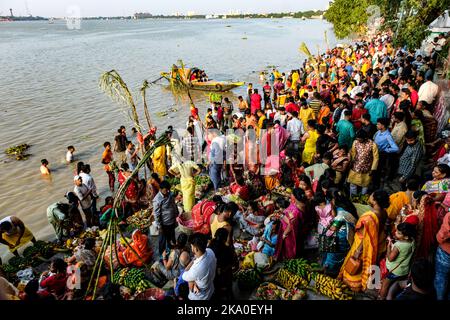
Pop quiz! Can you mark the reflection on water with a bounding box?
[0,18,338,259]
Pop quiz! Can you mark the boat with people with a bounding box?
[160,61,244,92]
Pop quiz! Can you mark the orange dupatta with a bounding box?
[339,211,379,292]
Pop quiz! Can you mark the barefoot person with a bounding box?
[0,216,36,257]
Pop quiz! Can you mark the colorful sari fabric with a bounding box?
[230,182,250,201]
[322,208,356,276]
[302,130,319,165]
[191,200,216,235]
[274,124,290,151]
[339,211,379,292]
[151,145,167,178]
[118,171,138,204]
[118,230,152,267]
[386,191,410,221]
[437,192,450,228]
[422,178,450,194]
[274,204,302,261]
[415,195,438,260]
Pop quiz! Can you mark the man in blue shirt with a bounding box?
[365,90,388,125]
[373,117,399,189]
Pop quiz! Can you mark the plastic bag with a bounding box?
[16,267,34,281]
[254,252,269,269]
[149,221,159,236]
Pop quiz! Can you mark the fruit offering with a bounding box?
[312,273,354,300]
[234,269,262,290]
[112,268,155,292]
[283,258,320,282]
[256,282,307,300]
[276,268,309,290]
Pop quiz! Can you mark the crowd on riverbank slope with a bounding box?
[1,31,449,301]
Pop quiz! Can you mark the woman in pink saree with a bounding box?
[275,188,307,261]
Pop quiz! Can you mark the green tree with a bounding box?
[324,0,372,39]
[325,0,450,49]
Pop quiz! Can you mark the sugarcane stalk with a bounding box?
[91,222,112,299]
[140,80,152,129]
[85,219,112,299]
[99,70,143,134]
[113,133,171,211]
[109,218,114,282]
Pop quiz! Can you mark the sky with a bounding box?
[0,0,330,17]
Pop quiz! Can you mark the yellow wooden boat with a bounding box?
[161,62,244,92]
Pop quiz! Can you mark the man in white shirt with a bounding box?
[418,74,439,105]
[73,175,93,227]
[79,164,98,222]
[286,111,304,153]
[182,233,217,300]
[273,107,288,127]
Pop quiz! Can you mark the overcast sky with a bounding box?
[1,0,330,17]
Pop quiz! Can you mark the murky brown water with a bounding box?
[0,18,337,258]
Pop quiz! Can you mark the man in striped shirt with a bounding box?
[398,130,423,185]
[309,92,322,117]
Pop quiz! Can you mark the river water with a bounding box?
[0,18,337,258]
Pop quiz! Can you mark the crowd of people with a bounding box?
[1,31,450,301]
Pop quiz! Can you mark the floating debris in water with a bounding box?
[242,37,248,40]
[226,25,232,27]
[5,144,31,161]
[156,106,179,118]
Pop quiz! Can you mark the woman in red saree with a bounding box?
[274,188,307,261]
[118,163,139,213]
[118,230,152,267]
[191,196,222,235]
[230,177,250,201]
[412,191,438,260]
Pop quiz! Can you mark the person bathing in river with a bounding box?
[66,146,75,164]
[40,159,50,175]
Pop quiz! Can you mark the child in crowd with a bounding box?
[40,159,50,175]
[315,192,333,235]
[379,222,416,299]
[66,146,75,163]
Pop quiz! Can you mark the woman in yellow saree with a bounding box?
[291,71,299,90]
[151,144,167,178]
[168,161,201,212]
[301,120,319,165]
[339,190,390,292]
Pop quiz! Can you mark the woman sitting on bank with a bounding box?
[339,190,390,292]
[118,229,152,268]
[39,258,68,300]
